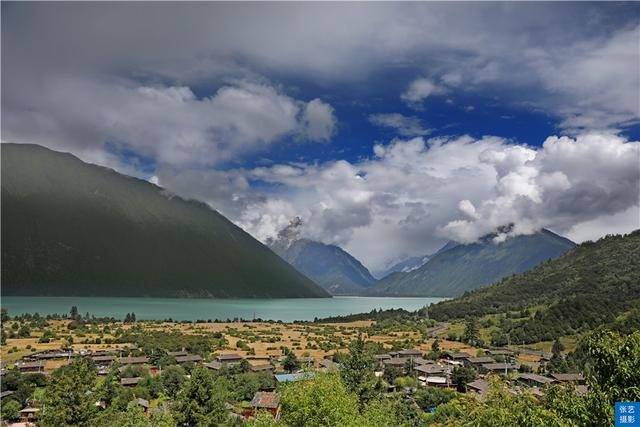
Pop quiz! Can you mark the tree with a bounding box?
[340,336,378,406]
[383,364,402,385]
[451,366,476,392]
[462,317,479,346]
[414,386,457,410]
[70,306,79,320]
[282,351,300,373]
[160,365,185,397]
[174,366,229,426]
[94,366,123,408]
[1,399,20,421]
[431,338,441,354]
[40,358,98,426]
[280,373,360,426]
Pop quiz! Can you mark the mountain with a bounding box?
[1,143,329,298]
[268,219,376,295]
[368,229,575,297]
[429,231,640,343]
[374,253,432,279]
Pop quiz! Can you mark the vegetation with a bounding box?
[368,228,575,297]
[430,231,640,343]
[1,143,328,298]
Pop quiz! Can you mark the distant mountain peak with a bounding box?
[368,228,575,297]
[267,221,376,295]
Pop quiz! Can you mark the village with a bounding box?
[0,312,588,425]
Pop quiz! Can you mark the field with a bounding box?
[1,315,551,372]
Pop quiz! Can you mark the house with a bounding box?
[374,354,391,361]
[204,361,223,371]
[120,377,143,386]
[442,351,472,361]
[175,354,203,364]
[249,392,281,419]
[216,354,243,364]
[168,350,189,357]
[119,356,149,365]
[92,355,116,364]
[383,357,409,369]
[481,363,519,375]
[15,360,44,373]
[250,363,275,373]
[517,373,555,387]
[421,376,449,388]
[33,350,74,360]
[19,407,40,423]
[415,364,449,376]
[274,372,314,383]
[398,349,423,358]
[137,398,150,413]
[467,378,489,398]
[549,373,585,384]
[464,356,495,371]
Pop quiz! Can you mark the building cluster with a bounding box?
[1,345,586,424]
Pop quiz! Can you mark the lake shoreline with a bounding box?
[1,296,445,323]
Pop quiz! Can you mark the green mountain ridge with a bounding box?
[269,238,377,295]
[1,143,329,298]
[368,229,575,297]
[429,231,640,343]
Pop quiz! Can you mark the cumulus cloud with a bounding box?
[301,99,337,142]
[369,113,431,137]
[236,133,638,270]
[401,78,446,108]
[2,78,337,170]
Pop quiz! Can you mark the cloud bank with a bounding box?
[224,133,639,270]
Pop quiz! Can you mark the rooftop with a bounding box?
[466,357,495,364]
[549,373,584,382]
[275,372,315,383]
[120,377,143,386]
[119,356,149,365]
[251,392,280,409]
[175,354,202,363]
[217,353,243,361]
[517,373,555,385]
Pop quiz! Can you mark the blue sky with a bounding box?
[2,2,639,271]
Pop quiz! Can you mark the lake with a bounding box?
[0,296,445,322]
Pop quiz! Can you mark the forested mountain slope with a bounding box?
[368,229,575,297]
[429,231,640,342]
[1,144,329,298]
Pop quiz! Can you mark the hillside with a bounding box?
[373,253,431,280]
[429,231,640,343]
[269,238,377,295]
[1,144,329,298]
[368,229,575,297]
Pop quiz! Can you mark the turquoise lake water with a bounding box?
[0,296,445,322]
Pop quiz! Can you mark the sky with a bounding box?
[2,2,639,273]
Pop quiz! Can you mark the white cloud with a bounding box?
[401,78,445,108]
[369,113,431,137]
[2,78,337,170]
[236,133,638,270]
[300,99,337,142]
